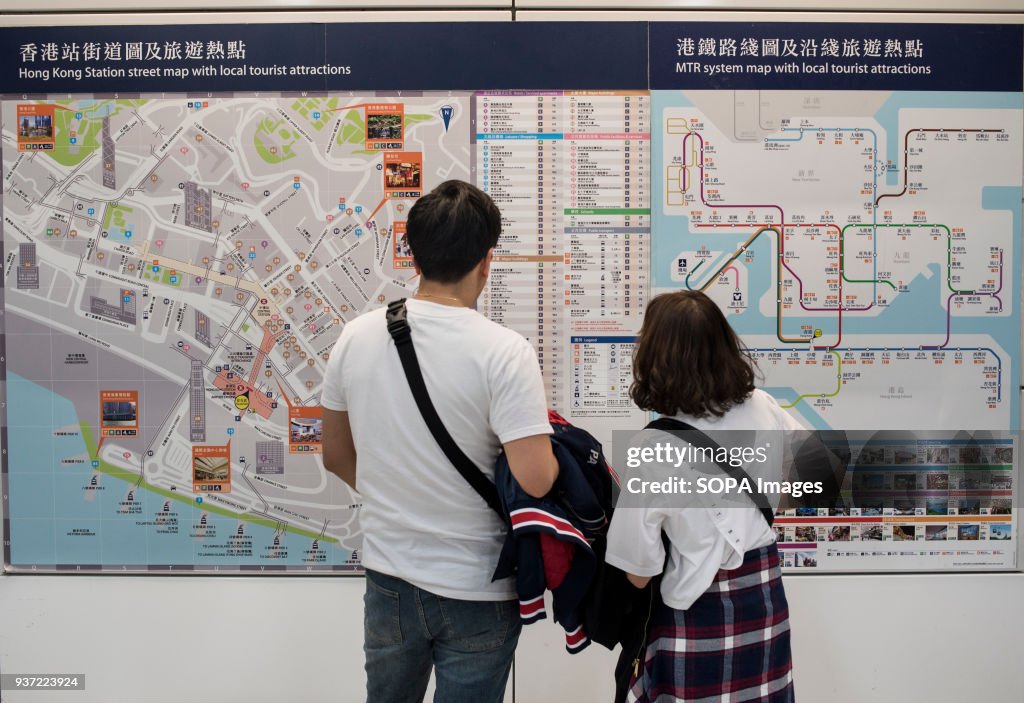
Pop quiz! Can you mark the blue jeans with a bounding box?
[364,569,521,703]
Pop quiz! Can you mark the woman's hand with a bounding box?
[627,573,653,589]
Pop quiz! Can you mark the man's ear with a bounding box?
[478,249,494,278]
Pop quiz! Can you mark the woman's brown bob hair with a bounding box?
[630,290,756,418]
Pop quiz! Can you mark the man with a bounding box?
[321,179,558,703]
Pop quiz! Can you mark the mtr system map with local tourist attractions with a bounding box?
[0,21,1020,573]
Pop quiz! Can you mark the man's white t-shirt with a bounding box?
[321,299,551,601]
[605,389,806,610]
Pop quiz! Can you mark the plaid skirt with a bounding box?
[627,543,794,703]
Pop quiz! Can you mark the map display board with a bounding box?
[650,23,1021,570]
[0,21,1020,573]
[3,92,473,570]
[475,90,650,435]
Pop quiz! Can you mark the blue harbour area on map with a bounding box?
[6,374,354,569]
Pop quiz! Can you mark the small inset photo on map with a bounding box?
[926,472,949,490]
[16,103,55,151]
[893,449,918,465]
[925,525,949,541]
[794,526,816,542]
[100,389,139,437]
[892,525,916,541]
[853,472,884,491]
[892,523,917,540]
[990,498,1012,516]
[958,498,981,516]
[384,151,423,195]
[828,525,851,542]
[290,416,323,443]
[289,406,323,454]
[366,103,404,150]
[192,444,231,494]
[859,524,883,541]
[859,500,884,517]
[892,474,917,491]
[958,472,988,490]
[893,500,917,516]
[926,446,950,465]
[857,447,885,465]
[990,473,1012,490]
[926,499,949,516]
[989,524,1012,541]
[795,552,817,568]
[958,446,982,464]
[957,524,980,541]
[194,455,228,481]
[392,221,413,270]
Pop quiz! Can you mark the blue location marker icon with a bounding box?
[196,497,203,504]
[440,105,454,132]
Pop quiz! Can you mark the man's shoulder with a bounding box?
[410,304,532,352]
[340,306,388,339]
[471,313,532,347]
[469,317,538,369]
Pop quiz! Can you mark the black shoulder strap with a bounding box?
[386,299,504,517]
[644,417,775,527]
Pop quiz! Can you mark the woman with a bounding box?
[606,290,802,703]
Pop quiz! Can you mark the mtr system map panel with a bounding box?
[653,90,1020,570]
[0,21,1020,573]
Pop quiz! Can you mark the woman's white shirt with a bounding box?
[605,389,806,610]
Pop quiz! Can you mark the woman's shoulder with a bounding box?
[747,388,778,408]
[747,389,807,430]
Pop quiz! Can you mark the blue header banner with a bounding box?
[324,22,648,90]
[3,24,325,94]
[3,21,1022,94]
[650,22,1024,91]
[0,22,649,94]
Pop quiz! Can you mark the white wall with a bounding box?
[1,569,1023,702]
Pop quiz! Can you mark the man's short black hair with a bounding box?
[405,180,501,283]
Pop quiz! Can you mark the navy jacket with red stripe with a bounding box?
[493,411,616,653]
